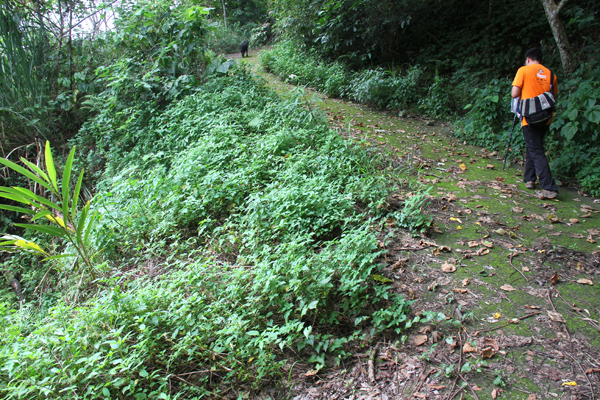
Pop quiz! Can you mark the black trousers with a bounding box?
[522,123,558,192]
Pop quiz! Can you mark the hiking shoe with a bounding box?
[525,181,535,189]
[535,189,558,200]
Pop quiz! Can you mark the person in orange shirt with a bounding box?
[511,48,559,199]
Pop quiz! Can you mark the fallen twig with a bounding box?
[413,367,434,394]
[547,289,572,344]
[508,252,528,282]
[368,344,378,383]
[473,312,540,336]
[564,352,596,400]
[458,374,481,400]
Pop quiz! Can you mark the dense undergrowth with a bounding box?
[0,64,434,399]
[261,42,600,195]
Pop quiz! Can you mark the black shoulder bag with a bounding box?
[520,70,555,126]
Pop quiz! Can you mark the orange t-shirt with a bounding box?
[512,63,558,126]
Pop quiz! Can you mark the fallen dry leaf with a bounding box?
[493,312,502,319]
[527,395,537,400]
[525,305,540,309]
[512,207,524,213]
[561,381,577,386]
[413,393,426,399]
[577,278,594,285]
[462,278,470,287]
[494,228,507,235]
[486,164,495,169]
[472,385,483,391]
[500,284,517,292]
[463,342,477,353]
[413,335,428,346]
[547,311,566,323]
[442,262,457,273]
[569,218,580,224]
[477,248,490,256]
[585,368,600,374]
[483,338,500,352]
[418,326,432,334]
[428,384,447,390]
[431,331,443,343]
[305,369,318,377]
[481,347,495,359]
[453,288,467,294]
[550,273,560,285]
[468,240,479,247]
[459,163,466,171]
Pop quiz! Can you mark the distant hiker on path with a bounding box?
[511,47,559,200]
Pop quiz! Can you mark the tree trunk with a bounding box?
[221,0,227,29]
[10,277,25,304]
[540,0,575,73]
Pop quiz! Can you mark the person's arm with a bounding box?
[511,85,522,99]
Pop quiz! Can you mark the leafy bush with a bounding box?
[323,62,352,97]
[454,78,514,150]
[250,23,274,46]
[0,64,431,398]
[207,22,254,54]
[349,69,397,108]
[418,73,455,119]
[548,66,600,188]
[261,42,426,111]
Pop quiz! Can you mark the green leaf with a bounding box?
[83,210,98,247]
[567,107,579,121]
[42,254,73,261]
[0,204,36,215]
[0,192,35,207]
[72,170,85,221]
[561,121,578,140]
[18,157,50,184]
[372,274,393,283]
[14,223,67,238]
[62,146,76,219]
[2,186,61,211]
[45,141,59,192]
[0,157,53,192]
[77,200,89,242]
[583,106,600,124]
[32,210,52,221]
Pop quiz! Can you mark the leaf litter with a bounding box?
[243,53,600,400]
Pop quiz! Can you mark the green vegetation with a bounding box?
[1,0,599,397]
[263,0,600,194]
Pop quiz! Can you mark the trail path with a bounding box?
[233,50,600,399]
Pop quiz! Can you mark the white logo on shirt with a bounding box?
[537,69,547,79]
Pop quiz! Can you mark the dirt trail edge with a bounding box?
[234,51,600,400]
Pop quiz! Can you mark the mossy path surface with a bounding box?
[233,51,600,399]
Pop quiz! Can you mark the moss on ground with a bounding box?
[241,52,600,399]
